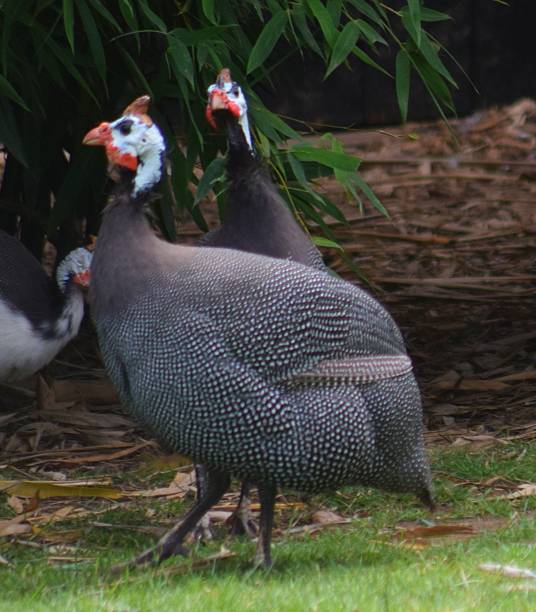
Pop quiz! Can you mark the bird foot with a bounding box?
[227,512,259,540]
[226,509,258,539]
[191,514,214,543]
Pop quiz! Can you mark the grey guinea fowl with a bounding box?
[200,68,328,537]
[0,230,92,383]
[83,96,433,570]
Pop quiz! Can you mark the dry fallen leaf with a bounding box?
[479,563,536,579]
[311,510,347,525]
[504,582,536,592]
[0,515,32,537]
[7,496,25,514]
[498,483,536,500]
[0,480,122,500]
[398,524,476,540]
[50,442,152,465]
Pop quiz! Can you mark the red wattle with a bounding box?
[106,144,138,171]
[206,105,218,130]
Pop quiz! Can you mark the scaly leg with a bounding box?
[253,482,277,569]
[113,469,230,573]
[227,481,258,538]
[192,464,213,541]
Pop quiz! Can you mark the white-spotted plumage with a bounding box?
[86,105,433,567]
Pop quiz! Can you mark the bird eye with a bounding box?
[119,121,132,135]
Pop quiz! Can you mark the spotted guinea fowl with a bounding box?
[0,230,92,383]
[201,68,328,536]
[84,97,433,570]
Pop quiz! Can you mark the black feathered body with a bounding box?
[0,230,85,382]
[201,121,325,270]
[0,230,65,329]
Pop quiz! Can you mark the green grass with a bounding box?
[3,443,536,611]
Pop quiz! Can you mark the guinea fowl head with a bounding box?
[55,247,93,293]
[206,68,252,150]
[83,96,165,196]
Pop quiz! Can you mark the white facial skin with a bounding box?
[108,114,166,196]
[56,247,93,292]
[208,81,252,150]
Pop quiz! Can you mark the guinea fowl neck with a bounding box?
[90,175,164,319]
[47,283,85,341]
[225,117,256,180]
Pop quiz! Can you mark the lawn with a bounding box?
[2,443,536,611]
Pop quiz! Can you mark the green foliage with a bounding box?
[0,0,463,254]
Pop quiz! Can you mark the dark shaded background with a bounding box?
[264,0,534,127]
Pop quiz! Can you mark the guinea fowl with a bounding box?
[83,97,433,570]
[0,230,92,383]
[201,68,327,536]
[203,68,324,269]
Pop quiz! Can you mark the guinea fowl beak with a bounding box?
[206,90,241,130]
[83,122,112,146]
[210,92,229,112]
[73,269,90,288]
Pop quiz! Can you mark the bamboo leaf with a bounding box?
[117,46,153,97]
[395,49,411,122]
[407,0,422,47]
[291,145,359,172]
[202,0,217,23]
[420,8,451,22]
[292,6,323,57]
[90,0,121,31]
[418,33,457,87]
[312,235,343,250]
[352,173,388,216]
[62,0,75,53]
[346,0,385,27]
[247,10,287,74]
[194,157,226,205]
[305,0,337,46]
[118,0,138,30]
[0,73,28,110]
[351,46,390,77]
[167,33,194,88]
[137,0,167,31]
[325,21,360,78]
[355,18,386,45]
[77,0,106,81]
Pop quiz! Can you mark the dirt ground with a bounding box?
[1,99,536,470]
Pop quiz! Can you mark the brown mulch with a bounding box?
[2,98,536,473]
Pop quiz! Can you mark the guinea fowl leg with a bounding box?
[227,481,258,538]
[253,482,277,569]
[113,470,230,572]
[192,464,213,541]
